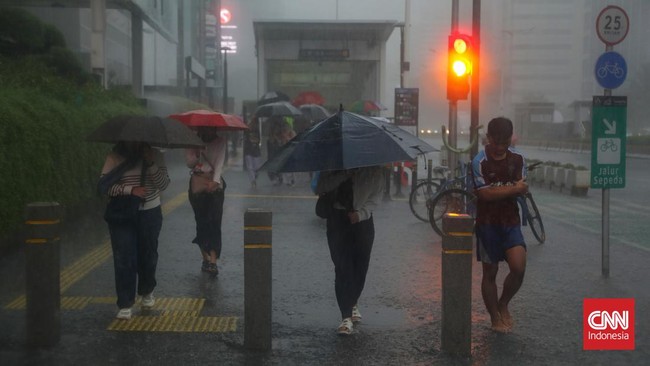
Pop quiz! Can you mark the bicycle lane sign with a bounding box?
[594,51,627,89]
[591,96,626,189]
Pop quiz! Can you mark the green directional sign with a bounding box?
[591,96,626,189]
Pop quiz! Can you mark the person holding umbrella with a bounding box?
[184,127,227,275]
[315,166,385,335]
[99,141,170,320]
[243,116,262,188]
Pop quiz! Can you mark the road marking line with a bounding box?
[542,213,648,252]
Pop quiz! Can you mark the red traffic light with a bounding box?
[447,33,473,101]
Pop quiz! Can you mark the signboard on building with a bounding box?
[591,96,626,189]
[220,7,237,53]
[299,49,350,60]
[394,88,419,127]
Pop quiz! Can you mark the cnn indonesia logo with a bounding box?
[583,298,635,350]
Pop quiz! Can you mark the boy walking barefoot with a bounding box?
[471,117,528,333]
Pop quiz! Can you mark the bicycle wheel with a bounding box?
[429,188,477,236]
[523,193,546,244]
[409,180,440,222]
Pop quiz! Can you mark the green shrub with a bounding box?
[0,7,46,55]
[0,56,145,238]
[41,46,89,84]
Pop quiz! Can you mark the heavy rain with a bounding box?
[0,0,648,364]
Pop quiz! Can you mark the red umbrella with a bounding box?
[292,91,325,106]
[169,110,249,131]
[348,100,387,114]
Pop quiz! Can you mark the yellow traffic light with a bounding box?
[452,59,468,77]
[447,33,473,101]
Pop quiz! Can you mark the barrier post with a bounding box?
[411,159,418,195]
[25,202,62,347]
[394,164,404,197]
[244,209,272,350]
[441,213,474,356]
[383,165,392,201]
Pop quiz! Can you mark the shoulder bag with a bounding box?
[190,152,216,194]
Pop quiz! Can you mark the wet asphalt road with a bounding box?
[0,148,648,365]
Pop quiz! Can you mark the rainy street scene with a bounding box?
[1,0,649,365]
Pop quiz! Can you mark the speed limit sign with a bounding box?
[596,6,629,46]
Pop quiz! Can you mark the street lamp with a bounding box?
[220,46,231,113]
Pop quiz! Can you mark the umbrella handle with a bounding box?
[441,125,483,154]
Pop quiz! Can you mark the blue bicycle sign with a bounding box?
[594,51,627,89]
[597,62,625,79]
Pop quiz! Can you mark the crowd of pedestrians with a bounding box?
[98,113,529,337]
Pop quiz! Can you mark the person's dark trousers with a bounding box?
[326,210,375,319]
[108,206,162,309]
[188,185,225,258]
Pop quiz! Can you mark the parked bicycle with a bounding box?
[428,161,546,244]
[408,155,446,222]
[427,160,476,235]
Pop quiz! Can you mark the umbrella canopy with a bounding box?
[254,101,303,118]
[299,104,331,122]
[348,100,387,114]
[292,91,325,106]
[261,111,437,173]
[257,91,291,106]
[168,109,249,131]
[86,115,204,149]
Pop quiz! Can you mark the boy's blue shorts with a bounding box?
[475,224,526,264]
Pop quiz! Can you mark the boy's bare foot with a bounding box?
[490,318,511,333]
[498,304,514,328]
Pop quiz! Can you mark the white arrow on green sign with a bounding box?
[591,96,626,188]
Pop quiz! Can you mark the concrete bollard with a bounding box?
[383,165,392,201]
[25,202,62,347]
[411,159,418,195]
[244,209,272,350]
[441,213,474,357]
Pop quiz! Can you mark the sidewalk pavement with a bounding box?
[0,149,648,365]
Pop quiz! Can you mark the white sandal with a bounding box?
[337,318,353,335]
[351,305,362,323]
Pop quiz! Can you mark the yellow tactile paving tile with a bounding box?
[108,315,237,333]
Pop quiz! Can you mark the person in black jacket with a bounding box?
[315,166,384,335]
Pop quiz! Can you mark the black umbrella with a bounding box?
[257,91,291,106]
[299,104,331,122]
[261,111,437,173]
[87,115,204,148]
[254,101,303,118]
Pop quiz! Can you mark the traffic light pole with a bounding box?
[470,0,481,159]
[448,0,459,177]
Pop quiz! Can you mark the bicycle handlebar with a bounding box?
[441,125,483,154]
[527,162,542,171]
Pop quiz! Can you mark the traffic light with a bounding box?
[447,33,473,101]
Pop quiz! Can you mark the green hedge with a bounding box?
[0,56,145,238]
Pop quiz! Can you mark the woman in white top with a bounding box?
[185,127,227,275]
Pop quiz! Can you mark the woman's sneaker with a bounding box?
[351,305,362,323]
[337,318,353,335]
[142,293,155,308]
[116,308,132,320]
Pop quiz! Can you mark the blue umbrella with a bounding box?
[261,110,436,173]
